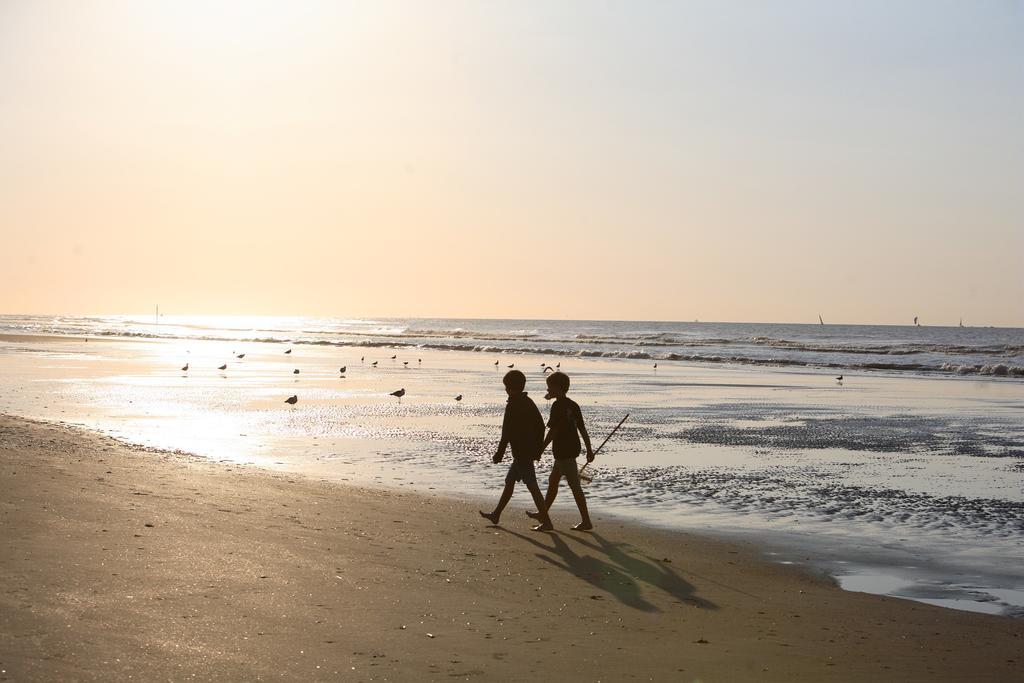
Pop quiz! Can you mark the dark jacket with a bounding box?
[500,392,545,460]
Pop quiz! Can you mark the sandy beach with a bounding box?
[5,0,1022,678]
[2,414,1021,681]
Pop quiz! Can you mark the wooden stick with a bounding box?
[578,413,629,481]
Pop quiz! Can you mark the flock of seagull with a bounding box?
[178,349,432,407]
[177,349,573,408]
[178,348,844,407]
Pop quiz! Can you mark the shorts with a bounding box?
[552,457,582,486]
[505,459,538,487]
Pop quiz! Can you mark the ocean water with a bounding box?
[2,313,1022,377]
[1,314,1022,616]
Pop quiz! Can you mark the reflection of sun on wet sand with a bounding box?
[2,415,1022,681]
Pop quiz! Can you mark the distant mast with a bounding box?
[959,318,964,327]
[818,314,824,325]
[155,304,159,325]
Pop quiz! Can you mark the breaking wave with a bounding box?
[2,314,1021,380]
[940,362,1024,377]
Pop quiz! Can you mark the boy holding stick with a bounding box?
[528,371,595,531]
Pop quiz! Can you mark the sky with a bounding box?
[1,1,1022,325]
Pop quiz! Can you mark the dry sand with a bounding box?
[1,415,1021,681]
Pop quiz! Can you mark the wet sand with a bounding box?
[1,414,1021,681]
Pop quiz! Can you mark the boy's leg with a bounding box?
[479,465,518,524]
[544,463,562,509]
[496,480,516,513]
[562,465,593,530]
[526,480,553,530]
[519,459,553,530]
[527,464,562,520]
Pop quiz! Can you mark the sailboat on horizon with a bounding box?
[818,314,824,326]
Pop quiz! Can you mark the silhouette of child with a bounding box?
[479,370,554,531]
[528,371,594,530]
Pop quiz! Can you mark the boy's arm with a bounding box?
[544,402,563,452]
[542,403,560,454]
[577,405,595,461]
[494,436,508,463]
[494,405,512,463]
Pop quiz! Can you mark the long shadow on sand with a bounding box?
[496,528,717,612]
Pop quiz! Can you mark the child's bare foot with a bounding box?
[531,523,554,532]
[525,510,542,520]
[571,522,593,531]
[479,511,499,525]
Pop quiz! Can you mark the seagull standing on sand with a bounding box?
[339,366,347,374]
[494,360,499,367]
[390,388,406,403]
[455,394,462,402]
[218,364,227,371]
[293,369,300,374]
[507,364,515,369]
[403,361,409,367]
[372,361,378,367]
[236,353,245,359]
[285,395,298,405]
[181,363,189,372]
[285,349,292,355]
[836,375,844,383]
[391,354,397,360]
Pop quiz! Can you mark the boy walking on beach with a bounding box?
[479,370,554,531]
[528,371,595,530]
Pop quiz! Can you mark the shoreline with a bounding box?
[13,411,1023,620]
[2,413,1022,681]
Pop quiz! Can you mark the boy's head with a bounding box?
[502,369,527,395]
[544,371,570,400]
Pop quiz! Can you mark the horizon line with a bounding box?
[0,311,1020,330]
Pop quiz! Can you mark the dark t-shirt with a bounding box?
[547,397,583,459]
[502,392,545,461]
